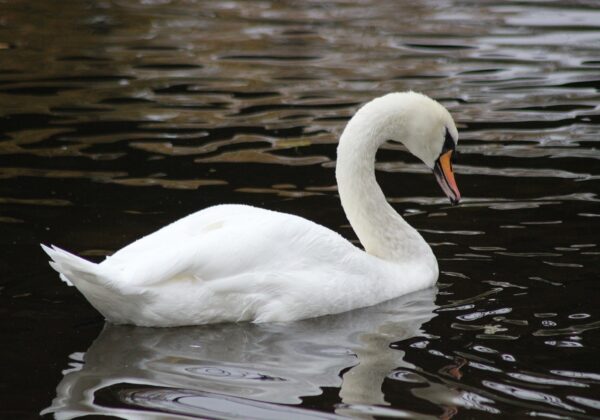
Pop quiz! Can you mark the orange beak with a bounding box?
[433,150,461,205]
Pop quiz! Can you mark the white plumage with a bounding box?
[42,92,460,327]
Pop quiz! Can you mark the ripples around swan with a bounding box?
[42,290,437,419]
[0,0,599,418]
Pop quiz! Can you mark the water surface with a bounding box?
[0,0,599,418]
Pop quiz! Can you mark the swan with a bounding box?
[42,91,460,327]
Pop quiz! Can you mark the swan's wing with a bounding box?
[104,204,253,262]
[101,204,358,289]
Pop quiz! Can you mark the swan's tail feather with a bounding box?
[41,244,146,324]
[41,244,106,287]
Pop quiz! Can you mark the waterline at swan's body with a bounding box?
[42,91,460,327]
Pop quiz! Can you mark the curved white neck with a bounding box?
[335,102,433,263]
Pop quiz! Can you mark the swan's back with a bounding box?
[107,204,357,284]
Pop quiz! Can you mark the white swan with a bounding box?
[42,92,460,327]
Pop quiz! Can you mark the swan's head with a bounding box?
[376,92,461,205]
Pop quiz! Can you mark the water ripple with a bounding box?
[483,381,583,413]
[533,320,600,337]
[115,385,343,420]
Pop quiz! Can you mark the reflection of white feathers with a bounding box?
[42,288,437,419]
[42,92,458,326]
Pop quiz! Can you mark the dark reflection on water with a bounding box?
[0,0,599,418]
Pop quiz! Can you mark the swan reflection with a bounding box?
[43,288,436,419]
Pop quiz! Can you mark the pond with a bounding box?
[1,0,599,418]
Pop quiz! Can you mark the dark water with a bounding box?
[1,0,599,418]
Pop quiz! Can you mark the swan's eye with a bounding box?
[442,128,455,154]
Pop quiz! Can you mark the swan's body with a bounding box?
[43,92,460,327]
